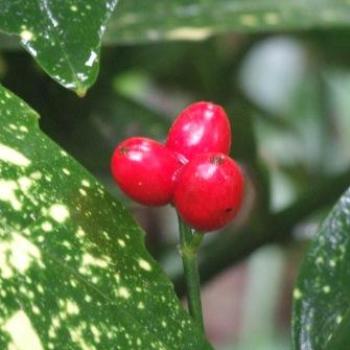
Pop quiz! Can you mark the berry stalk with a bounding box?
[178,215,205,333]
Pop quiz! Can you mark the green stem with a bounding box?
[174,167,350,296]
[178,215,205,333]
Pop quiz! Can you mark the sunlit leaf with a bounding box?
[0,0,118,93]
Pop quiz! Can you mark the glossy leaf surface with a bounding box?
[293,187,350,350]
[0,0,118,93]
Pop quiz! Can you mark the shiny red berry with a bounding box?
[166,101,231,162]
[174,153,244,232]
[111,137,181,206]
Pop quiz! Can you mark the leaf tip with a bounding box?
[75,87,87,98]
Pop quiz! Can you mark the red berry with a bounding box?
[174,153,244,231]
[166,101,231,161]
[111,137,181,206]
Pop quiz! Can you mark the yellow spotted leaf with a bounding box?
[0,0,118,93]
[293,187,350,350]
[0,84,212,350]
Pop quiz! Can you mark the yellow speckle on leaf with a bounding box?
[41,222,53,232]
[18,177,33,192]
[4,311,44,350]
[0,233,42,279]
[118,287,130,299]
[49,204,70,223]
[20,30,34,42]
[118,239,126,248]
[138,259,152,271]
[82,179,90,187]
[66,300,80,315]
[0,180,21,211]
[0,143,31,167]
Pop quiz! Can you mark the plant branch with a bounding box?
[178,216,205,333]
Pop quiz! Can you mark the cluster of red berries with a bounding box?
[111,102,244,232]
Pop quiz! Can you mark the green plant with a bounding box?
[1,1,350,349]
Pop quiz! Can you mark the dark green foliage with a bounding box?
[0,0,118,92]
[293,188,350,349]
[0,1,350,349]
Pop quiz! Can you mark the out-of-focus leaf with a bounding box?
[325,310,350,350]
[0,33,19,50]
[0,84,212,350]
[105,0,350,44]
[293,187,350,350]
[0,0,118,93]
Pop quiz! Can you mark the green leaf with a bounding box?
[325,310,350,350]
[105,0,350,44]
[0,0,118,93]
[0,85,212,350]
[292,187,350,350]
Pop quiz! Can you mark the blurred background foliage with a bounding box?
[1,12,350,348]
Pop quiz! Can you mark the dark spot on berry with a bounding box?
[210,155,225,165]
[225,207,233,212]
[119,146,129,155]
